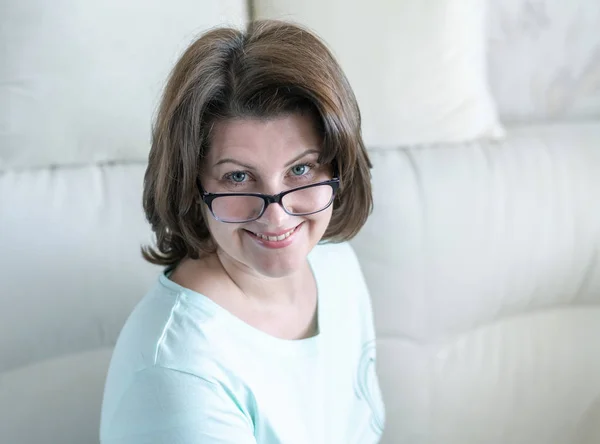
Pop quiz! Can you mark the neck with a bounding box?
[213,250,311,307]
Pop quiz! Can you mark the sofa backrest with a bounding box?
[350,123,600,442]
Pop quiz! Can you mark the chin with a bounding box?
[242,236,312,279]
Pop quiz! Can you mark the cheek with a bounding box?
[202,207,224,244]
[205,216,227,241]
[309,206,334,234]
[204,212,244,253]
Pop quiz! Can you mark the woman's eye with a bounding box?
[227,171,247,183]
[291,164,311,176]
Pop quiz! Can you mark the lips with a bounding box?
[246,224,299,242]
[243,222,305,249]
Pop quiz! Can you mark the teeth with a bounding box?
[255,226,296,242]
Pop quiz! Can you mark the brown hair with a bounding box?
[142,19,373,266]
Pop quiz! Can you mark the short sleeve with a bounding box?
[100,366,256,444]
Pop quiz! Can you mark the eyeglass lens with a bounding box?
[211,184,334,223]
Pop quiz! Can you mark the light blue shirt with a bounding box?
[100,242,385,443]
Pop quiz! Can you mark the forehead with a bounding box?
[206,114,321,165]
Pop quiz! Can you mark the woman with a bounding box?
[100,19,385,444]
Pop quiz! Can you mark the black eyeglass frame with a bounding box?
[197,177,341,223]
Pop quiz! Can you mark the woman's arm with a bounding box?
[101,366,257,444]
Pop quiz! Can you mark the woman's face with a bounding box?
[201,113,334,279]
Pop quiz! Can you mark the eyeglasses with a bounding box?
[198,178,340,223]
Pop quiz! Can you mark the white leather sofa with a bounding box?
[1,1,599,443]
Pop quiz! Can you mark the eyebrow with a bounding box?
[213,149,320,169]
[212,158,255,170]
[285,149,320,167]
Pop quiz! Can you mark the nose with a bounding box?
[259,200,289,227]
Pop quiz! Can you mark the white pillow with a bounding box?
[0,0,246,170]
[487,0,600,121]
[254,0,505,148]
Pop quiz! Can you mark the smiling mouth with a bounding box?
[245,224,301,242]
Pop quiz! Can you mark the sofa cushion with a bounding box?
[0,0,247,170]
[0,163,160,372]
[0,347,113,444]
[375,308,600,444]
[255,0,504,147]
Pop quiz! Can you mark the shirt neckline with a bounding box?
[158,250,323,357]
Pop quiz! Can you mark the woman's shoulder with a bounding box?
[109,274,220,372]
